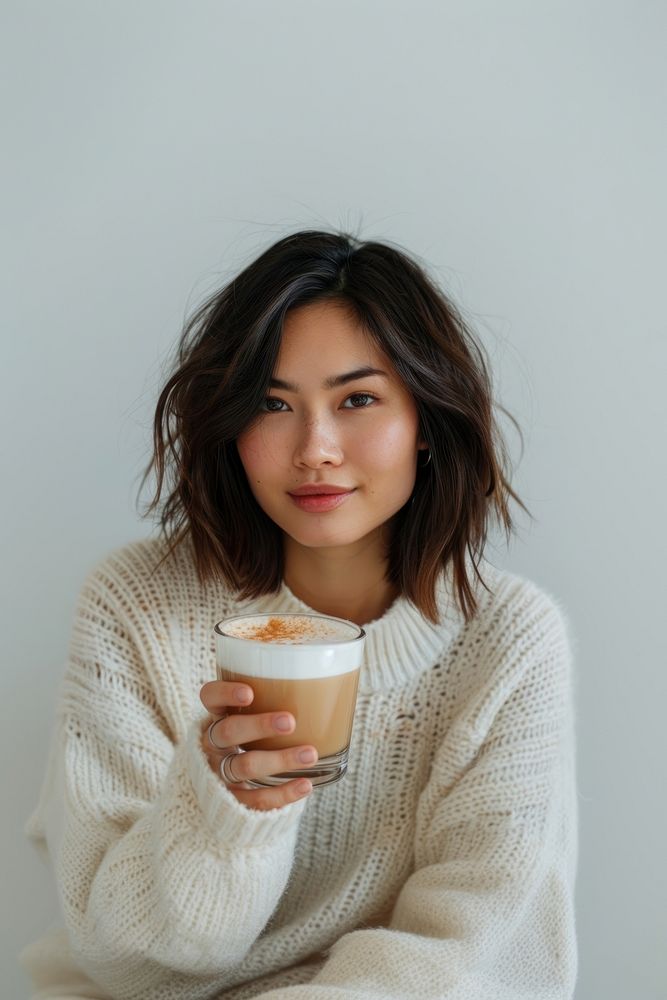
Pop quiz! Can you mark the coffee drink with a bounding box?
[214,613,365,787]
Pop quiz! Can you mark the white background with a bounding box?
[2,2,666,997]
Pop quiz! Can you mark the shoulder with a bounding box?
[80,534,191,589]
[453,560,577,736]
[66,537,241,729]
[472,558,574,653]
[75,534,239,624]
[74,536,186,610]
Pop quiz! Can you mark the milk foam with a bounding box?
[215,613,365,680]
[222,614,356,644]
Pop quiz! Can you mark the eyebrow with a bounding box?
[269,366,388,393]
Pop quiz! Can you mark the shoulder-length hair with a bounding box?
[139,230,530,624]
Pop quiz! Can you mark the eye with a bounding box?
[261,397,288,413]
[342,392,377,409]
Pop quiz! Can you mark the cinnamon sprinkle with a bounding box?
[242,617,323,643]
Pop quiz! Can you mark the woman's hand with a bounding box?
[199,680,317,810]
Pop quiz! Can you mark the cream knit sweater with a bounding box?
[22,537,578,1000]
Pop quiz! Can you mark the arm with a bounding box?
[255,592,578,1000]
[35,564,307,999]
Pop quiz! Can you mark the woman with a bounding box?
[23,230,578,999]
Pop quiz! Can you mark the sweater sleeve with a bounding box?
[253,590,578,1000]
[29,562,307,999]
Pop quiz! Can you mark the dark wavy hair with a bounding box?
[138,230,530,624]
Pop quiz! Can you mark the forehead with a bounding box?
[279,300,387,369]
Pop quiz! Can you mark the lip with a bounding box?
[288,489,355,513]
[289,484,355,496]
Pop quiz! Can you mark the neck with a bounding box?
[282,531,399,627]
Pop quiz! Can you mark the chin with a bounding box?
[288,527,364,549]
[284,516,386,550]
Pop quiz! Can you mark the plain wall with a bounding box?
[2,2,666,997]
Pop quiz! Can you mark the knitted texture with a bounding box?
[22,537,578,1000]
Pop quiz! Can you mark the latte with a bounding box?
[214,612,365,786]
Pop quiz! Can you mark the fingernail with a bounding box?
[274,714,292,732]
[235,687,252,703]
[296,780,312,795]
[298,749,317,763]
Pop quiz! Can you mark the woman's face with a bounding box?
[236,299,426,553]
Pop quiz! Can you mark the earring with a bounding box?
[418,449,432,467]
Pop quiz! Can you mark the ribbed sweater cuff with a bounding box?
[185,715,307,848]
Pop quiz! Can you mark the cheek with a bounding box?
[236,424,284,478]
[360,416,418,468]
[361,418,419,510]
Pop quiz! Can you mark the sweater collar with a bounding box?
[238,568,467,692]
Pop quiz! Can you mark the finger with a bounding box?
[228,745,319,784]
[229,778,313,811]
[210,710,295,748]
[200,679,254,713]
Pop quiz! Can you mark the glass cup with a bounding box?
[214,612,365,787]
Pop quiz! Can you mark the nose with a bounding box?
[292,416,343,468]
